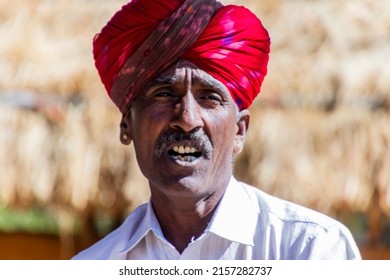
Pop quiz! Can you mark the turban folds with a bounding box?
[93,0,270,113]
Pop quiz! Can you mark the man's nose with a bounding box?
[170,93,203,132]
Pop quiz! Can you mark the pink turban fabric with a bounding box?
[93,0,270,113]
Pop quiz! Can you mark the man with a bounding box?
[73,0,361,259]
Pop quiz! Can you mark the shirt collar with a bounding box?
[119,176,259,255]
[206,176,259,246]
[119,200,165,255]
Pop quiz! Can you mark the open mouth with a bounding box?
[167,145,202,163]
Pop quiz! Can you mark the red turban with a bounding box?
[93,0,270,113]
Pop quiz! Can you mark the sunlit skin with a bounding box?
[120,59,249,253]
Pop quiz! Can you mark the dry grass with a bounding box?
[0,0,149,209]
[0,102,149,210]
[0,0,390,253]
[247,0,390,110]
[236,108,390,215]
[0,0,122,96]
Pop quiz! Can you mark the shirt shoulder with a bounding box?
[237,181,361,259]
[72,203,148,260]
[240,181,339,227]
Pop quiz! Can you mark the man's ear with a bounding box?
[120,113,132,145]
[234,109,250,155]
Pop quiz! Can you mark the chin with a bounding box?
[153,172,213,198]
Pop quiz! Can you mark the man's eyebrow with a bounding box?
[145,76,178,89]
[196,77,227,93]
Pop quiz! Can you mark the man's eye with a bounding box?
[201,93,223,103]
[153,90,174,97]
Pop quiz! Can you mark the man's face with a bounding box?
[123,60,248,199]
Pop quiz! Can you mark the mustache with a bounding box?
[155,129,213,159]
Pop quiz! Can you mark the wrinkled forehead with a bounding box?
[148,59,231,96]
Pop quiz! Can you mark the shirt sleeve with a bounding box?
[303,223,362,260]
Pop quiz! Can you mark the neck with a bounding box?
[150,183,228,254]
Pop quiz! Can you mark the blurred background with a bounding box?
[0,0,389,259]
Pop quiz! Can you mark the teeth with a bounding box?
[176,155,194,162]
[172,145,198,155]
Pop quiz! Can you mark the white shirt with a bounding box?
[72,177,361,260]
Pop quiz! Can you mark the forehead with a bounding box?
[150,59,230,93]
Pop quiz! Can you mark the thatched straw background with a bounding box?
[0,0,389,257]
